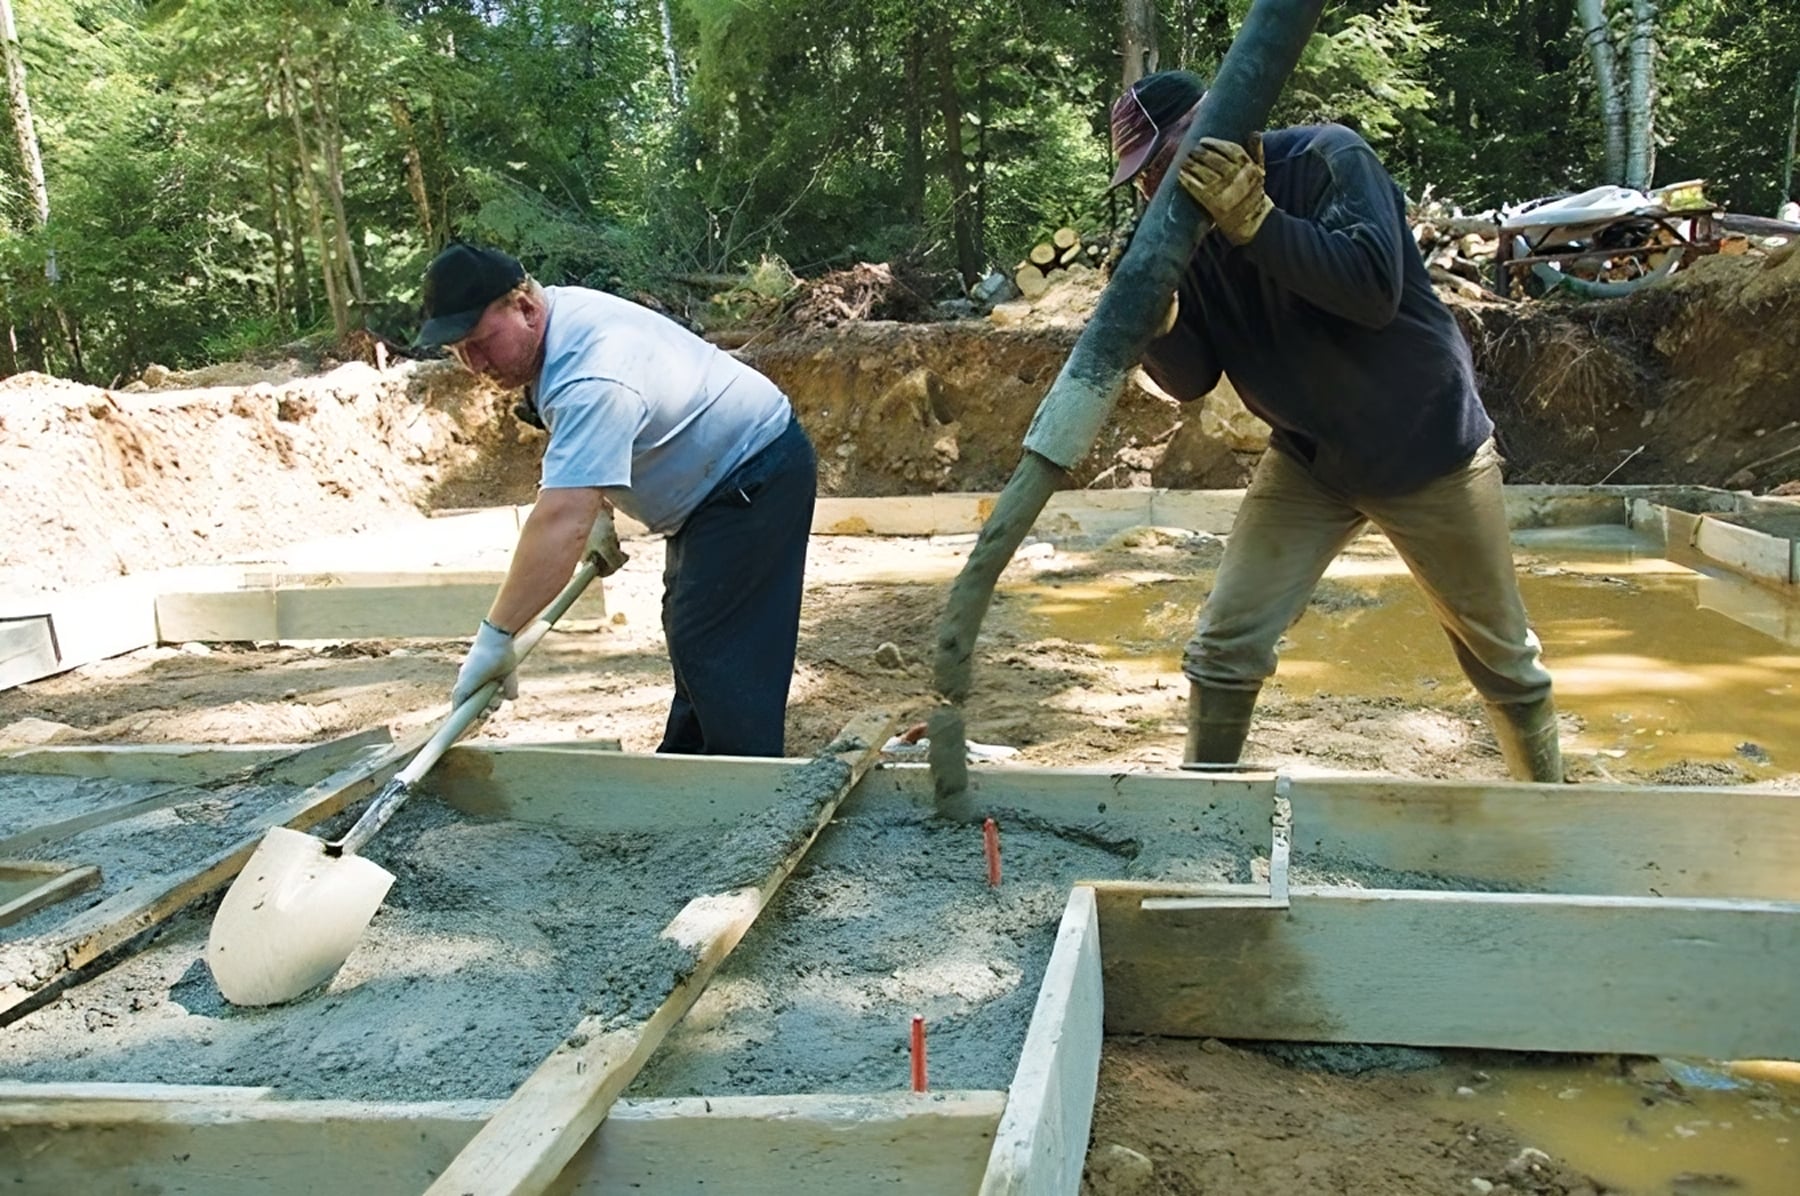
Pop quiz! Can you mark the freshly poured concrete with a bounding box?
[631,800,1133,1097]
[0,775,304,965]
[0,798,731,1100]
[631,788,1494,1100]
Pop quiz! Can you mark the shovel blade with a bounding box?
[207,826,396,1007]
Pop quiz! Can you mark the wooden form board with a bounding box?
[424,710,898,1196]
[1630,497,1799,587]
[0,1087,1005,1196]
[1092,881,1800,1060]
[807,485,1741,538]
[0,576,160,689]
[2,484,1762,691]
[859,764,1800,901]
[0,731,397,859]
[0,617,58,692]
[0,862,101,928]
[431,744,801,831]
[154,571,607,642]
[979,885,1103,1196]
[0,737,389,785]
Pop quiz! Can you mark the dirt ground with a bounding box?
[5,254,1799,1193]
[1088,1039,1609,1196]
[0,531,1587,780]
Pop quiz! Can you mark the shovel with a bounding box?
[208,524,628,1007]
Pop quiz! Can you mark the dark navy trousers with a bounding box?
[658,415,816,757]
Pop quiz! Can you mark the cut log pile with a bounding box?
[1408,199,1506,301]
[1013,226,1109,301]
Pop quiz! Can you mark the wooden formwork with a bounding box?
[3,739,1798,1193]
[3,487,1798,1190]
[9,484,1794,691]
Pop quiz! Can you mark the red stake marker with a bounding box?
[910,1015,928,1092]
[983,817,1001,888]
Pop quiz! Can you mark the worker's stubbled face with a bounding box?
[449,293,543,390]
[1135,110,1197,201]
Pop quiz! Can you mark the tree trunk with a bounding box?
[265,156,290,332]
[903,25,926,223]
[973,69,989,265]
[930,29,981,288]
[1576,0,1626,185]
[391,98,437,250]
[315,59,366,312]
[2,0,76,374]
[279,49,349,340]
[1624,0,1657,190]
[657,0,685,108]
[1785,69,1800,212]
[1121,0,1159,90]
[1,0,49,232]
[281,160,314,327]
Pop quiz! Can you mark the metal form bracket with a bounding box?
[1142,773,1293,911]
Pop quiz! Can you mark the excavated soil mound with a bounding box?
[4,253,1796,596]
[737,321,1220,495]
[1457,244,1800,489]
[0,361,528,595]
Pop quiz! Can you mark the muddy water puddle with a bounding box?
[1018,530,1800,772]
[1436,1057,1800,1194]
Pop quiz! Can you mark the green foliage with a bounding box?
[1279,1,1442,143]
[2,0,1794,381]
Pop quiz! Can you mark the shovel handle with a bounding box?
[332,549,617,856]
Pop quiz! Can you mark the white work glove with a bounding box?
[451,619,519,709]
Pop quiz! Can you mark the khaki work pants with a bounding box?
[1183,440,1554,706]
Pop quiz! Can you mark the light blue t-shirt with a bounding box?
[533,286,792,534]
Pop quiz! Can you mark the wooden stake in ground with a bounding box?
[424,709,897,1196]
[927,0,1326,815]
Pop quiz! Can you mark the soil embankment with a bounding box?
[3,249,1797,598]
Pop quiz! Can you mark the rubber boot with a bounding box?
[1183,682,1261,765]
[1485,696,1565,783]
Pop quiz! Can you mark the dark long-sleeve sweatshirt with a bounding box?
[1142,124,1492,498]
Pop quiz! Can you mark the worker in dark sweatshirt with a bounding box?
[1107,69,1561,781]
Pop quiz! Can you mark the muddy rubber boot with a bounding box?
[1486,697,1565,783]
[1183,682,1260,765]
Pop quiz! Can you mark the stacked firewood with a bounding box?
[1409,198,1503,300]
[1012,226,1109,300]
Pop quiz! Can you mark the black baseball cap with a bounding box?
[1109,70,1208,191]
[414,243,526,348]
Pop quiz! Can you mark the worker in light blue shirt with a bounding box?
[413,243,816,756]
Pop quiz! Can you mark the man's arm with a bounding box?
[1141,282,1222,402]
[486,486,607,633]
[1238,142,1407,328]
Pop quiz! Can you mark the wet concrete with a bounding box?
[0,799,733,1100]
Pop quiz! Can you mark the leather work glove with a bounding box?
[584,509,630,576]
[1178,135,1273,246]
[451,619,519,710]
